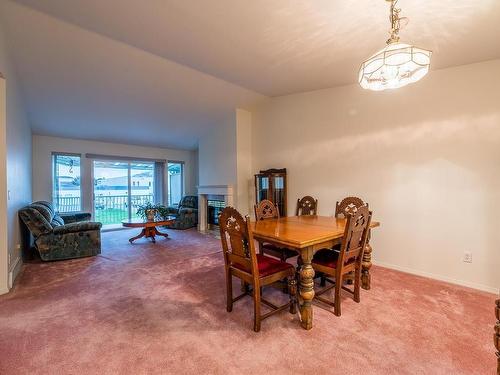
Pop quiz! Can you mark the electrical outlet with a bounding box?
[463,251,472,263]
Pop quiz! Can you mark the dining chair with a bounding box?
[254,199,297,262]
[323,196,368,286]
[295,195,319,271]
[311,205,372,316]
[295,195,318,216]
[219,207,297,332]
[335,196,366,217]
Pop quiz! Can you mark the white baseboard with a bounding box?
[0,287,8,295]
[8,256,22,289]
[373,260,499,295]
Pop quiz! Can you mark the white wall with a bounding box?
[197,110,253,215]
[0,21,32,293]
[251,59,500,293]
[198,113,237,188]
[236,109,253,216]
[32,135,197,216]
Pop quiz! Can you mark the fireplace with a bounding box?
[207,196,225,229]
[197,185,234,233]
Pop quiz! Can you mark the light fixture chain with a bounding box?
[387,0,402,44]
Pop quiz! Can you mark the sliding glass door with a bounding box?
[93,161,155,226]
[130,162,155,219]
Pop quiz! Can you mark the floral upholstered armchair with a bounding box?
[164,195,198,229]
[19,201,102,261]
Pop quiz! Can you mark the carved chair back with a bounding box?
[219,207,259,280]
[335,196,366,218]
[295,196,318,216]
[254,199,280,221]
[338,205,372,270]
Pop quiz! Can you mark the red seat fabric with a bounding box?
[312,249,354,269]
[233,254,293,277]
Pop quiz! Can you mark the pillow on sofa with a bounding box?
[51,215,65,227]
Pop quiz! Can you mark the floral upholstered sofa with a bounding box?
[164,195,198,229]
[19,201,102,261]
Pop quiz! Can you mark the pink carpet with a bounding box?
[0,228,496,374]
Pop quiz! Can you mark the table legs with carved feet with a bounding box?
[361,230,373,290]
[495,298,499,375]
[298,247,315,330]
[128,226,169,243]
[288,276,297,314]
[361,243,372,290]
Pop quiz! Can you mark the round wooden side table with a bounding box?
[121,216,176,243]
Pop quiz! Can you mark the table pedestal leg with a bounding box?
[129,226,169,243]
[146,227,156,243]
[153,227,169,239]
[298,247,315,330]
[129,229,146,243]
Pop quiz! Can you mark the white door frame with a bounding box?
[0,73,9,294]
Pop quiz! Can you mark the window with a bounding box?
[53,153,82,212]
[168,162,184,206]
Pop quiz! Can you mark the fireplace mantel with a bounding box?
[197,185,234,196]
[197,185,234,232]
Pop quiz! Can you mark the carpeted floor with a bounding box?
[0,228,496,374]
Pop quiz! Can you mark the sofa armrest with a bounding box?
[60,212,92,224]
[179,207,198,215]
[177,208,198,224]
[53,222,102,235]
[165,206,179,215]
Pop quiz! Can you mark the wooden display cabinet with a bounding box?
[254,168,287,216]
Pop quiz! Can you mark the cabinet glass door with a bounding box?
[273,176,285,215]
[257,176,269,202]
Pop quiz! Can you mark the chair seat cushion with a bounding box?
[312,249,354,269]
[262,243,297,259]
[53,221,102,235]
[234,254,293,278]
[257,254,294,277]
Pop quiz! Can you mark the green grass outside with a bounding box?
[94,208,129,225]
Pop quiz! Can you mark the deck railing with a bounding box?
[58,194,154,225]
[55,196,81,213]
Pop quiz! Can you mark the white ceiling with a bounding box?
[2,0,500,148]
[0,1,265,149]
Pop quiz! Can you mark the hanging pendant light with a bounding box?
[359,0,431,91]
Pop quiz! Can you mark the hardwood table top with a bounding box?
[121,216,176,228]
[251,215,380,249]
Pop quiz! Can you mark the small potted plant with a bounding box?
[137,202,158,222]
[137,202,169,221]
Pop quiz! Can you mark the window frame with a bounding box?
[52,152,83,213]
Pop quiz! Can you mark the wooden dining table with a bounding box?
[251,215,380,330]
